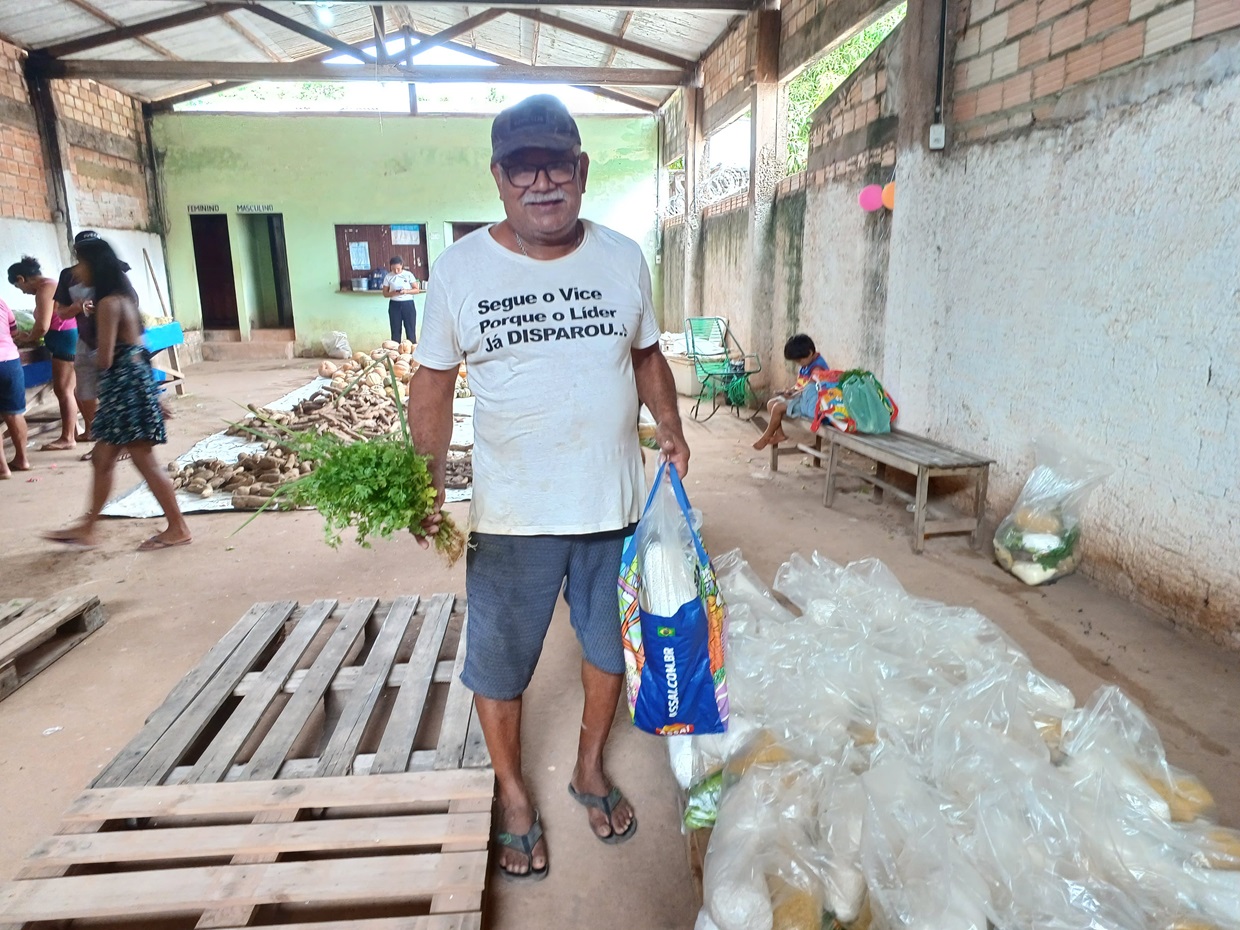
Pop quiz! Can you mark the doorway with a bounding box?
[189,214,239,330]
[451,222,491,243]
[242,213,294,329]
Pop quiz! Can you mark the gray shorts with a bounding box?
[74,346,98,401]
[463,529,630,700]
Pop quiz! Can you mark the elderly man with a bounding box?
[407,95,689,881]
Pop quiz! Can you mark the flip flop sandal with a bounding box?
[138,535,193,551]
[567,784,638,845]
[495,811,549,882]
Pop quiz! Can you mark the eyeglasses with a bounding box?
[501,159,578,189]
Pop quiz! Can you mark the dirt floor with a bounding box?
[1,358,1238,930]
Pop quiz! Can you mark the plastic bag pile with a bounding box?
[676,550,1239,930]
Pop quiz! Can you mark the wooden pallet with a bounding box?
[0,594,493,930]
[0,770,489,929]
[0,595,106,702]
[93,594,489,788]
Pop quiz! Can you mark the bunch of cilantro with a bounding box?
[280,431,464,561]
[234,359,465,564]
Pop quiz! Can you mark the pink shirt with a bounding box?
[47,289,76,332]
[0,299,18,362]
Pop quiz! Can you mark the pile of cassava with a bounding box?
[208,339,471,514]
[167,441,309,511]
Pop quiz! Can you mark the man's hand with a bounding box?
[415,487,445,550]
[406,363,458,553]
[656,419,690,478]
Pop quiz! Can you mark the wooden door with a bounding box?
[189,214,239,330]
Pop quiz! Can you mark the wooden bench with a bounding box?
[792,429,993,553]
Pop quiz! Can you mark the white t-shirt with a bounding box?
[414,220,660,536]
[383,270,417,301]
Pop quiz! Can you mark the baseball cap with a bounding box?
[74,229,99,246]
[491,95,581,164]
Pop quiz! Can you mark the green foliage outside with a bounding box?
[183,82,347,108]
[784,3,907,175]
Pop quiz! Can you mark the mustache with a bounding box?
[521,190,567,205]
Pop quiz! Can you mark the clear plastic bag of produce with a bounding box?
[860,759,993,930]
[1059,686,1215,824]
[993,434,1113,585]
[703,758,833,930]
[320,330,352,359]
[15,308,35,331]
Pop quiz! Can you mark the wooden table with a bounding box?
[801,429,993,553]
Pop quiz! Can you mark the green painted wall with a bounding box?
[151,113,661,353]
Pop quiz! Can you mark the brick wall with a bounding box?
[0,40,52,223]
[51,79,151,230]
[952,0,1240,140]
[660,87,686,162]
[702,17,758,132]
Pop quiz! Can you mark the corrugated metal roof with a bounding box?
[0,2,736,107]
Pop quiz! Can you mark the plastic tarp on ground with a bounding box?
[101,379,475,518]
[679,551,1240,930]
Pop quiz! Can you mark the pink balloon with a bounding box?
[858,185,884,212]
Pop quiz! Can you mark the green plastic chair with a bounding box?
[684,316,761,421]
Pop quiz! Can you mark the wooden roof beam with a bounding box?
[408,9,507,57]
[243,5,375,63]
[41,2,244,59]
[397,24,663,110]
[34,58,690,87]
[505,9,695,70]
[57,0,184,60]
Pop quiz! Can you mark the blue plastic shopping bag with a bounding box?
[618,462,728,736]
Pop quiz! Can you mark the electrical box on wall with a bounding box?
[929,123,947,150]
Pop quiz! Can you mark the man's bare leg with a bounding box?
[474,694,547,875]
[570,659,634,839]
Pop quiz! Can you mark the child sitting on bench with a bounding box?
[753,333,830,451]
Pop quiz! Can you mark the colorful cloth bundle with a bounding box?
[810,369,898,434]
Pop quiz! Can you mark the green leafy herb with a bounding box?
[1034,524,1079,570]
[232,358,465,563]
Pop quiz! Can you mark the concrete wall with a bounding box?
[699,207,751,347]
[886,40,1240,643]
[661,220,688,333]
[150,113,660,353]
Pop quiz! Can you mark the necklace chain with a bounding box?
[513,224,582,258]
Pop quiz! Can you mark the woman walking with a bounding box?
[44,237,190,551]
[8,256,78,450]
